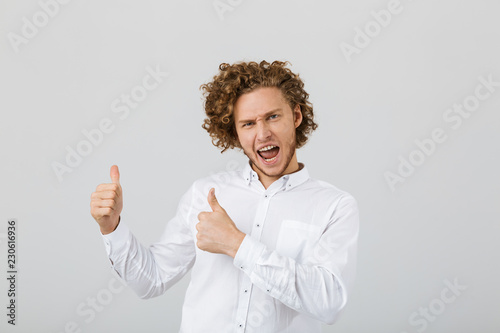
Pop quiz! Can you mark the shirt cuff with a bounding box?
[233,234,266,275]
[101,220,131,258]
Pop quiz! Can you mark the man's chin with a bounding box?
[243,148,289,177]
[251,156,286,178]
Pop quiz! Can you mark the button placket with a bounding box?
[235,282,252,330]
[234,189,274,331]
[252,192,273,240]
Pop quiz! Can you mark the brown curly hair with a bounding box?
[200,60,318,153]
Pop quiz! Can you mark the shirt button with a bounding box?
[264,194,268,198]
[267,289,270,292]
[256,224,260,227]
[240,266,243,269]
[244,289,248,293]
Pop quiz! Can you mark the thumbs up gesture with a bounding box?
[196,188,245,258]
[90,165,123,235]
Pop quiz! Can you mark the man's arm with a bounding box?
[91,165,197,299]
[197,190,359,324]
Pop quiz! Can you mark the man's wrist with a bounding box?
[228,231,246,258]
[101,216,120,235]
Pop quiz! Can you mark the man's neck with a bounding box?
[251,153,301,189]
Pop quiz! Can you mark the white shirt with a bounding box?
[101,160,360,333]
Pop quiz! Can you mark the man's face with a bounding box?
[233,87,302,179]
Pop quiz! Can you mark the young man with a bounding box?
[90,60,359,333]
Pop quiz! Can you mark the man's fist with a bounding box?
[90,165,123,235]
[196,188,245,258]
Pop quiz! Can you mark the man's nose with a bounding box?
[256,121,272,140]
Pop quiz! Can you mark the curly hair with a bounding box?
[200,60,318,153]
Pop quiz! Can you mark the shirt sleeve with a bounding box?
[100,183,197,299]
[233,194,360,325]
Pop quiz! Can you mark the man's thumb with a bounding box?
[208,188,222,212]
[110,165,120,184]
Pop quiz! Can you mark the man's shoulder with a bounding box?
[305,176,357,203]
[177,166,243,210]
[189,163,244,190]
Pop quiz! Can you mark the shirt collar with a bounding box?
[241,159,309,191]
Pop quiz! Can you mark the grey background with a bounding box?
[1,0,499,332]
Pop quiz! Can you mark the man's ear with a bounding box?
[293,104,303,128]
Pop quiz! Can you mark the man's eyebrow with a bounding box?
[237,108,282,124]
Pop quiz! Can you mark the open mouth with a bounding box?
[257,145,280,164]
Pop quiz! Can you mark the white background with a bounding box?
[1,0,499,332]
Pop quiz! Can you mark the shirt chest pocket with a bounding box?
[275,219,321,261]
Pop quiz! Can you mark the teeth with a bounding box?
[264,155,278,162]
[258,145,277,152]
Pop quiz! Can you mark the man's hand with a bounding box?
[90,165,123,235]
[196,188,245,258]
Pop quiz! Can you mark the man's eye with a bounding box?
[243,122,253,127]
[270,114,278,119]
